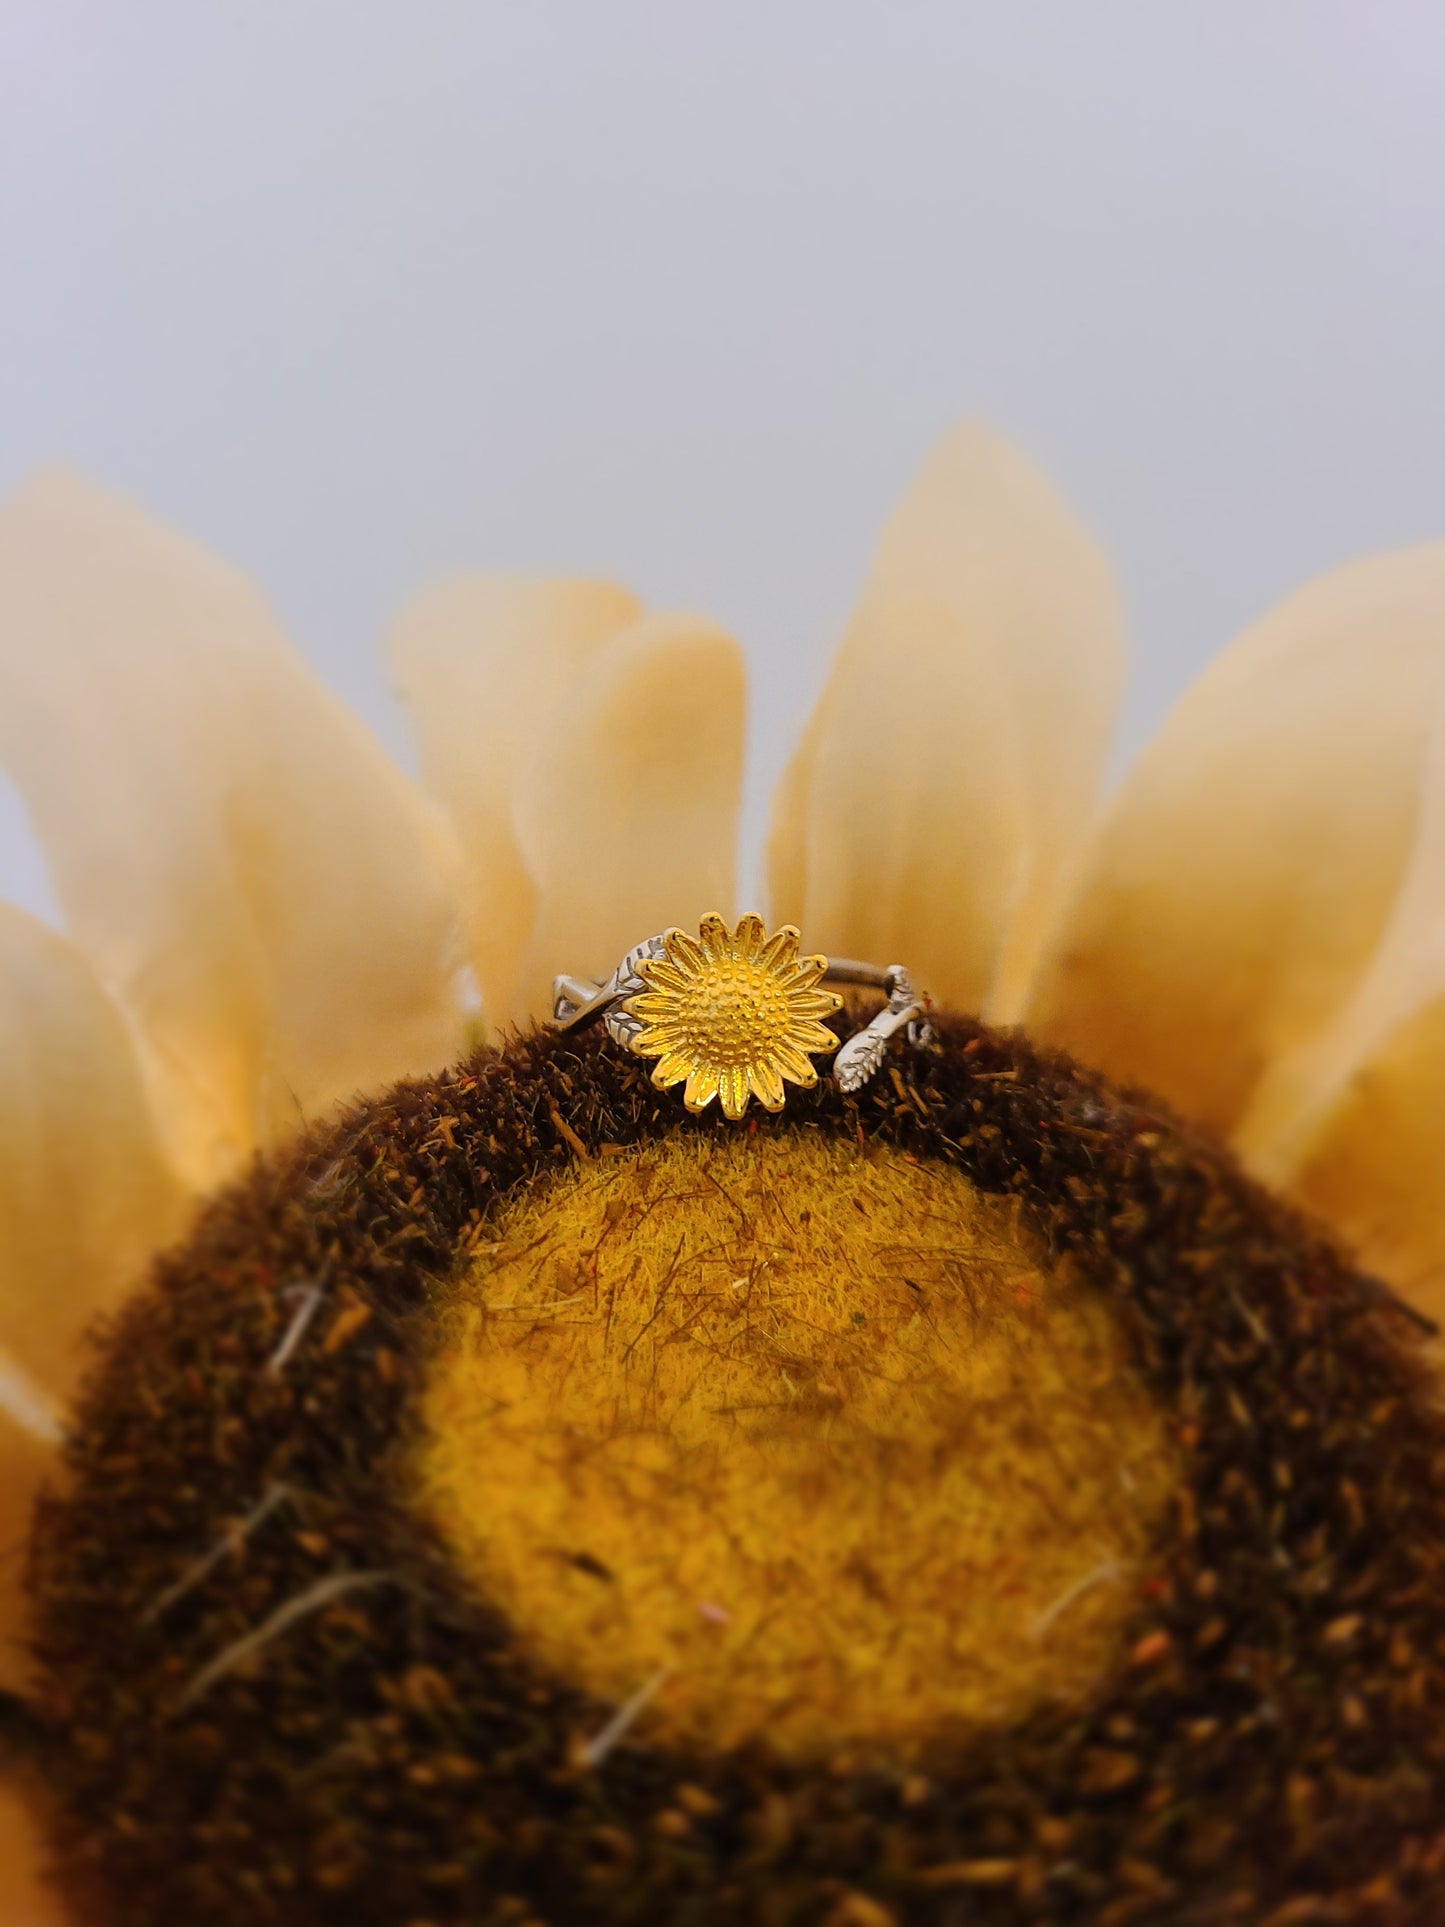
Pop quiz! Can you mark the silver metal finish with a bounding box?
[832,963,933,1093]
[550,934,670,1052]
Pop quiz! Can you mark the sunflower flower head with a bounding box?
[625,911,842,1118]
[4,425,1445,1927]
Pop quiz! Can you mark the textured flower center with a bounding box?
[673,958,790,1069]
[417,1133,1176,1759]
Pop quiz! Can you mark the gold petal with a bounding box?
[734,912,766,961]
[1029,545,1445,1142]
[625,991,675,1023]
[663,929,708,975]
[719,1067,750,1120]
[789,953,831,989]
[0,472,467,1189]
[698,912,732,962]
[682,1066,721,1112]
[651,1050,695,1087]
[512,615,745,1017]
[635,957,690,994]
[759,925,801,970]
[749,1061,787,1111]
[0,906,186,1398]
[788,990,845,1021]
[766,423,1124,1020]
[775,1043,819,1086]
[0,1781,61,1927]
[389,574,640,1025]
[793,1022,844,1056]
[1286,991,1445,1325]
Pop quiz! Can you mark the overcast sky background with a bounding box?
[3,2,1444,922]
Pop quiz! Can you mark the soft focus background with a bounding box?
[3,1,1444,915]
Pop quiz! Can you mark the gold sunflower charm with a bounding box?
[624,912,844,1118]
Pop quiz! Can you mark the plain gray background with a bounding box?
[3,2,1444,923]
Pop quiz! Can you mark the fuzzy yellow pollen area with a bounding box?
[416,1134,1176,1759]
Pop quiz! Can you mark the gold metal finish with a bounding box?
[625,913,843,1119]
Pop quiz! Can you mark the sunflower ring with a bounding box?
[550,912,933,1118]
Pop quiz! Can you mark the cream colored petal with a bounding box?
[1029,545,1445,1142]
[0,906,186,1399]
[0,472,467,1189]
[1286,991,1445,1324]
[0,1781,61,1927]
[511,613,746,1017]
[766,423,1124,1019]
[0,907,182,1726]
[388,576,641,1024]
[1233,682,1445,1181]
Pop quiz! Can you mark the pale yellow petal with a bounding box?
[388,576,641,1023]
[0,906,185,1398]
[511,613,746,1017]
[0,907,176,1707]
[0,1781,61,1927]
[766,423,1124,1018]
[1029,545,1445,1141]
[0,472,467,1189]
[1286,991,1445,1324]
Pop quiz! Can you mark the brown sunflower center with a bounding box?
[416,1132,1176,1759]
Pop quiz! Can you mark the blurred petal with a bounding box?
[0,1782,60,1927]
[0,472,467,1188]
[0,1392,61,1695]
[0,906,185,1400]
[766,423,1124,1018]
[1238,690,1445,1318]
[1029,546,1445,1140]
[0,906,177,1721]
[1287,991,1445,1323]
[1232,682,1445,1175]
[511,612,746,1018]
[388,576,641,1023]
